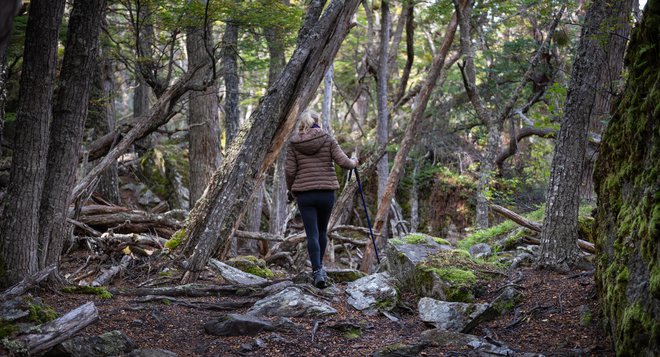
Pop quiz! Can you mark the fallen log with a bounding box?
[135,295,255,310]
[92,255,132,287]
[80,204,132,216]
[10,302,98,355]
[0,265,56,301]
[78,211,182,236]
[88,233,168,250]
[233,230,285,242]
[490,204,595,254]
[109,283,266,297]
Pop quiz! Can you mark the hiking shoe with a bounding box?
[313,268,327,288]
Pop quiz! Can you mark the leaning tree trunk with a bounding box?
[593,1,659,354]
[322,64,334,133]
[537,0,626,271]
[375,0,390,216]
[362,0,465,272]
[0,0,66,288]
[38,0,107,272]
[180,0,362,284]
[186,25,222,207]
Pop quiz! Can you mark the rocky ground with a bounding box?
[27,263,613,357]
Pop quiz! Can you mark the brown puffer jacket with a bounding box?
[285,127,356,193]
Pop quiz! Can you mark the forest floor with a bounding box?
[35,256,615,357]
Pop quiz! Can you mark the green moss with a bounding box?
[432,237,451,245]
[0,320,18,339]
[374,296,397,310]
[580,310,593,326]
[243,265,274,279]
[650,264,660,299]
[404,234,429,244]
[389,238,404,245]
[420,266,476,303]
[343,327,362,339]
[1,337,27,354]
[227,256,274,279]
[617,303,654,355]
[62,286,113,299]
[165,228,185,250]
[28,303,58,324]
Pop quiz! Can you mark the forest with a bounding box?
[0,0,657,355]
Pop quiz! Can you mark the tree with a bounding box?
[0,0,66,287]
[186,21,222,207]
[0,0,22,158]
[375,0,390,214]
[38,0,107,272]
[537,0,631,271]
[222,9,241,147]
[180,0,362,283]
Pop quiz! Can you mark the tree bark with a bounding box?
[37,0,107,272]
[0,0,66,287]
[322,63,334,133]
[375,0,390,213]
[187,25,222,207]
[362,0,466,272]
[89,42,121,204]
[537,0,625,271]
[222,16,240,146]
[0,0,21,158]
[180,0,361,284]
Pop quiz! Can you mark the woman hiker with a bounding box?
[285,110,359,288]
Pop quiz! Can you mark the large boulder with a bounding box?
[592,3,660,355]
[418,297,494,333]
[247,287,336,317]
[386,236,477,302]
[345,272,398,314]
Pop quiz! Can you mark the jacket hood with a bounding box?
[291,127,328,155]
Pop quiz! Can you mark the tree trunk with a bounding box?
[375,0,390,211]
[362,0,465,272]
[322,64,334,133]
[0,0,66,288]
[222,17,240,146]
[537,0,625,271]
[38,0,106,272]
[0,0,21,157]
[265,14,288,250]
[180,0,361,284]
[89,41,121,205]
[186,25,222,207]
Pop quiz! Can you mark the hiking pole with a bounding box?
[349,167,380,264]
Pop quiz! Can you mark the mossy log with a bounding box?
[8,302,98,355]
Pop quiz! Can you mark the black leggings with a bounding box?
[296,190,335,271]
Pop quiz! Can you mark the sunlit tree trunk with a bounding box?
[538,0,629,271]
[0,0,66,287]
[322,63,333,133]
[186,25,222,207]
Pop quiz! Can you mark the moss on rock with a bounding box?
[226,256,273,279]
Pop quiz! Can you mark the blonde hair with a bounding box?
[298,110,321,133]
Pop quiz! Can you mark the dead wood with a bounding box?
[11,302,98,355]
[80,204,132,216]
[233,230,285,242]
[78,211,182,236]
[491,204,595,254]
[265,252,294,266]
[135,295,255,310]
[109,283,265,297]
[0,264,56,301]
[67,218,102,237]
[92,255,132,287]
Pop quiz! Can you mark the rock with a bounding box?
[138,144,190,210]
[204,313,275,336]
[371,342,427,357]
[226,256,274,279]
[386,235,478,301]
[208,258,267,285]
[468,243,492,259]
[128,349,179,357]
[420,329,481,347]
[578,305,592,326]
[509,252,534,269]
[418,297,494,333]
[327,320,363,339]
[123,182,162,207]
[325,268,366,283]
[248,287,336,317]
[52,330,135,357]
[262,280,294,295]
[490,286,525,315]
[345,273,398,314]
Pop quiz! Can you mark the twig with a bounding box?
[311,319,326,342]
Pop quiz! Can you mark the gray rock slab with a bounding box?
[128,349,179,357]
[204,313,275,336]
[469,243,492,259]
[325,268,366,283]
[55,330,135,357]
[345,273,398,313]
[418,297,492,333]
[248,287,336,317]
[371,342,427,357]
[208,258,267,286]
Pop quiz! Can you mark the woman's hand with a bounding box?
[352,157,360,167]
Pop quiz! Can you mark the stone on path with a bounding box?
[371,342,427,357]
[418,297,493,333]
[208,258,267,286]
[248,287,336,317]
[204,313,275,336]
[52,330,135,357]
[345,272,398,314]
[128,349,179,357]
